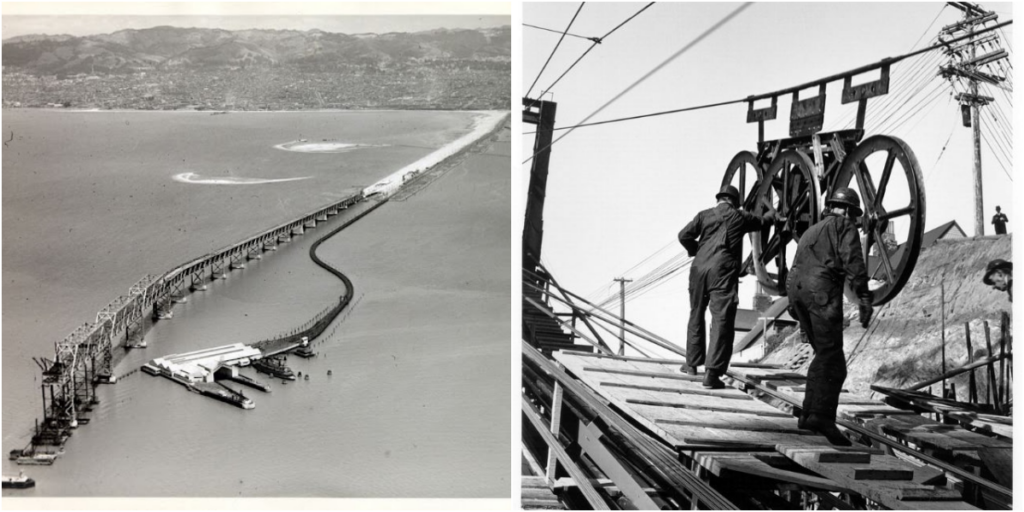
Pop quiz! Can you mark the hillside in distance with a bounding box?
[2,26,510,110]
[3,26,510,73]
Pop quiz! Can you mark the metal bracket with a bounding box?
[790,84,827,137]
[747,96,777,145]
[810,133,825,181]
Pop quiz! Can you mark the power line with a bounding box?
[524,2,754,164]
[910,4,948,51]
[523,23,599,43]
[524,19,1013,142]
[525,3,586,100]
[537,2,656,98]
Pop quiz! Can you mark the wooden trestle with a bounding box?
[523,346,1011,510]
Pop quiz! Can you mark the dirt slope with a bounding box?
[763,234,1012,397]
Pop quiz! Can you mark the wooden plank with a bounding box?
[605,384,784,417]
[692,451,849,492]
[582,366,701,382]
[779,445,967,508]
[522,476,550,489]
[818,451,871,463]
[633,404,806,433]
[854,468,914,481]
[657,418,815,435]
[625,398,792,418]
[599,381,753,400]
[977,447,1012,488]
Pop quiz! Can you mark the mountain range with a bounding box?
[3,26,511,75]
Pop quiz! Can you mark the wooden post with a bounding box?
[940,283,947,395]
[964,323,976,404]
[984,321,996,407]
[545,381,564,485]
[613,277,632,356]
[999,312,1008,414]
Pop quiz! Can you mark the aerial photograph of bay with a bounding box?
[1,2,511,502]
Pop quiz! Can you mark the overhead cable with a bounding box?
[524,2,754,164]
[523,19,1012,147]
[525,3,586,100]
[537,2,656,98]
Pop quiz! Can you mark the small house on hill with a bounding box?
[868,220,966,279]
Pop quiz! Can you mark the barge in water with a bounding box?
[2,472,36,489]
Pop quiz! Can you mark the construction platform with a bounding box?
[523,345,1012,510]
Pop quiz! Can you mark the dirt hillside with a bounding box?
[762,234,1012,397]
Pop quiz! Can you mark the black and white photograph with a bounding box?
[2,1,511,502]
[522,2,1014,509]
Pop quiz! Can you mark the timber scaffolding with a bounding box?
[522,266,1012,510]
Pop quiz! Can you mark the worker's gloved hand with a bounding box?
[858,302,874,328]
[764,206,778,222]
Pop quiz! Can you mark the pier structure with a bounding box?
[24,193,361,459]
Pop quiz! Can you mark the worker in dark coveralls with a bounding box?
[982,259,1012,302]
[678,185,775,389]
[786,187,873,446]
[992,206,1009,235]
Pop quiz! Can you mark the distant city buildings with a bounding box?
[2,63,510,111]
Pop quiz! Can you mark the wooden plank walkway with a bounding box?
[553,351,982,510]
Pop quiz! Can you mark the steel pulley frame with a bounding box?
[720,61,927,306]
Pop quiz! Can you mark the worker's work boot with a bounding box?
[680,365,699,376]
[804,414,852,446]
[702,371,725,389]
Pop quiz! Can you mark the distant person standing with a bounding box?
[992,206,1009,235]
[983,259,1012,302]
[677,185,775,389]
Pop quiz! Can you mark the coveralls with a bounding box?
[785,213,871,422]
[679,202,771,374]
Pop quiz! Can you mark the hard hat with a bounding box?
[827,187,863,217]
[983,258,1012,285]
[716,184,741,205]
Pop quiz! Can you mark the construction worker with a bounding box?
[991,206,1009,235]
[982,259,1012,302]
[678,184,775,389]
[786,187,873,446]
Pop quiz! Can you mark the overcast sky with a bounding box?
[522,2,1015,356]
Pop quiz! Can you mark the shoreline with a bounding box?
[0,107,507,114]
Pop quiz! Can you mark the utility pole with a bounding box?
[939,2,1007,236]
[522,98,557,282]
[613,277,632,355]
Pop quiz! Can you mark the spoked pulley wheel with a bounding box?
[751,150,821,296]
[722,151,763,274]
[833,135,925,306]
[721,151,763,211]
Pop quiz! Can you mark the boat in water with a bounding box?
[252,355,296,380]
[2,472,36,489]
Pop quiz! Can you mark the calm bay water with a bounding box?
[1,110,510,497]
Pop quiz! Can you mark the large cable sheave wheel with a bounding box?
[832,135,926,306]
[750,150,821,296]
[720,151,763,212]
